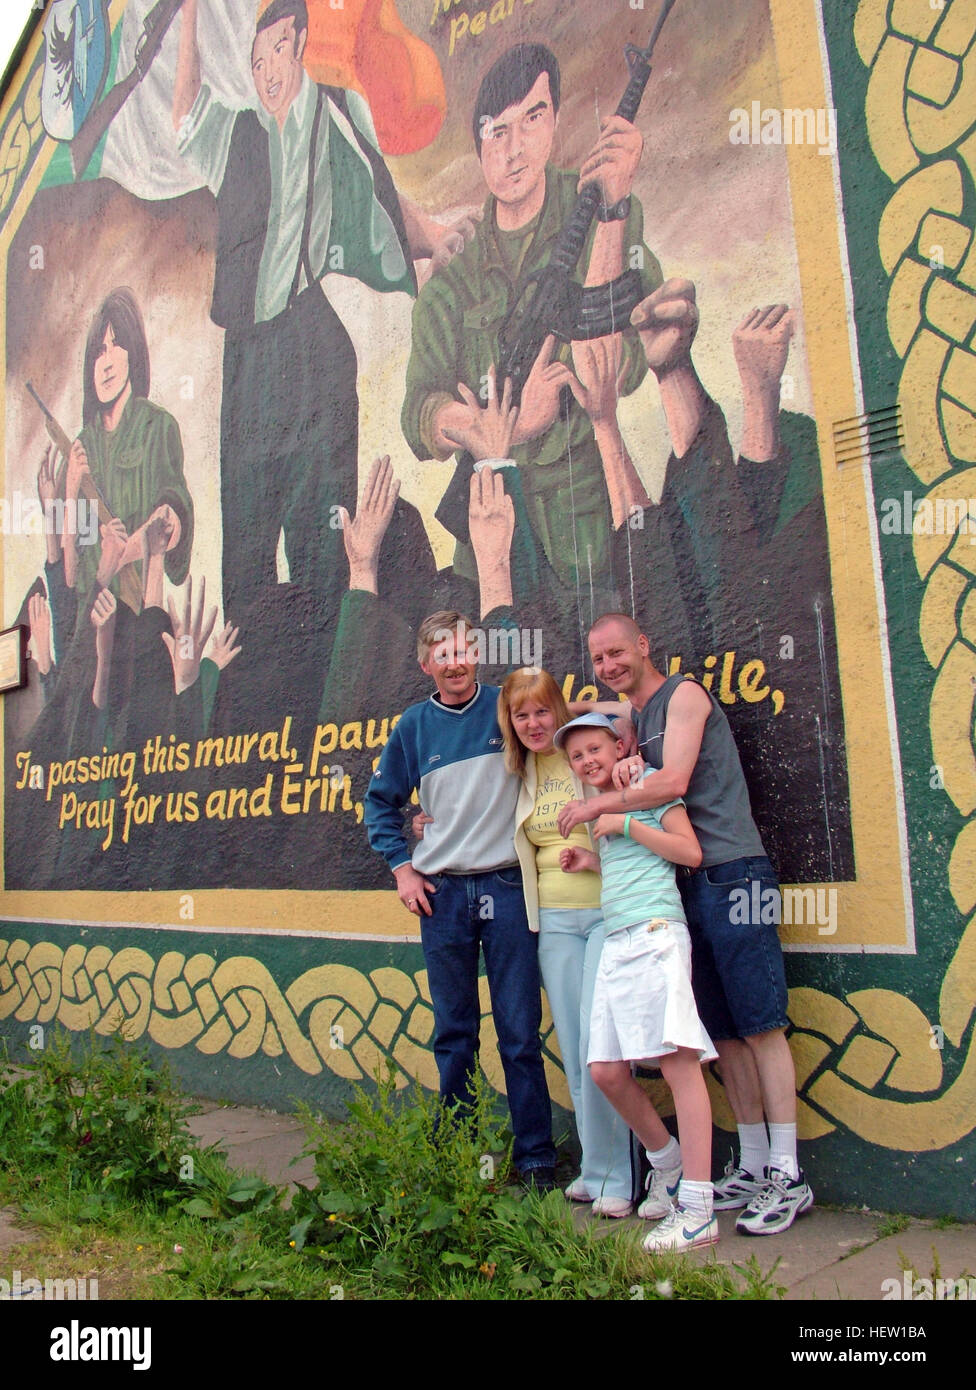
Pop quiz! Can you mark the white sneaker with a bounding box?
[712,1159,766,1210]
[641,1203,719,1253]
[637,1163,682,1220]
[564,1177,592,1203]
[591,1194,633,1219]
[735,1167,814,1236]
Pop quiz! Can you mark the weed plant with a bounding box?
[287,1065,783,1300]
[1,1036,783,1301]
[1,1029,200,1208]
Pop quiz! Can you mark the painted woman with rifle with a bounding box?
[62,287,192,626]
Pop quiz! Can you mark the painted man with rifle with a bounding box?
[401,40,664,657]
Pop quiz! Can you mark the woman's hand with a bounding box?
[560,845,599,874]
[393,862,437,917]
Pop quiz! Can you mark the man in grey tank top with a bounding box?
[557,613,814,1236]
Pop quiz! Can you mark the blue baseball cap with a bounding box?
[553,711,622,751]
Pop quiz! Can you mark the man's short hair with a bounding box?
[472,43,561,153]
[589,612,644,644]
[416,610,475,662]
[256,0,308,41]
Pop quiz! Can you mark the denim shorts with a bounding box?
[677,855,789,1042]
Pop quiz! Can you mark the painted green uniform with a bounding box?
[76,395,193,602]
[402,166,663,590]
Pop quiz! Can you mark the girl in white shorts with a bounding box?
[557,714,719,1254]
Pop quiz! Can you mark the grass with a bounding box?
[875,1212,911,1239]
[0,1031,785,1301]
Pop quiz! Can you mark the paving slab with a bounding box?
[218,1134,316,1189]
[705,1208,881,1287]
[185,1102,312,1188]
[786,1224,976,1301]
[186,1102,307,1148]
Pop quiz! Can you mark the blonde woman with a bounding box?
[499,667,635,1215]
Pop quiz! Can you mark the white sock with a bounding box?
[647,1136,681,1171]
[737,1122,769,1178]
[678,1178,714,1219]
[767,1123,799,1180]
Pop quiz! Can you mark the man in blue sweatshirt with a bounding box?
[364,608,556,1187]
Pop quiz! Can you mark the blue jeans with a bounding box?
[420,866,556,1172]
[538,908,636,1200]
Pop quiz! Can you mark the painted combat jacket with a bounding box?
[402,166,663,589]
[76,396,194,602]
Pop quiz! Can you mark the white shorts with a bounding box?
[586,918,717,1066]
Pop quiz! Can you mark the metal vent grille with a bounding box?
[832,404,904,467]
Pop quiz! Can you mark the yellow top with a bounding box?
[525,751,601,910]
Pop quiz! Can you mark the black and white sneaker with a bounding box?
[712,1159,765,1210]
[735,1166,814,1235]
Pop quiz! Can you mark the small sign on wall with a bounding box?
[0,626,27,693]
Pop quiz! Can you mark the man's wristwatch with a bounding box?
[596,196,631,222]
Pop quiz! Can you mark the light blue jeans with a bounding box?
[538,907,635,1201]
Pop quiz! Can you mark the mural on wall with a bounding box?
[39,0,112,146]
[2,0,853,896]
[2,0,974,1197]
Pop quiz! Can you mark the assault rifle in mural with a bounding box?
[496,0,679,401]
[70,0,184,178]
[24,380,145,613]
[431,0,678,554]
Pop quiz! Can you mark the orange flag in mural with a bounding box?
[258,0,446,154]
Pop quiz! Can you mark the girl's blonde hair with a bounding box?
[498,667,571,778]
